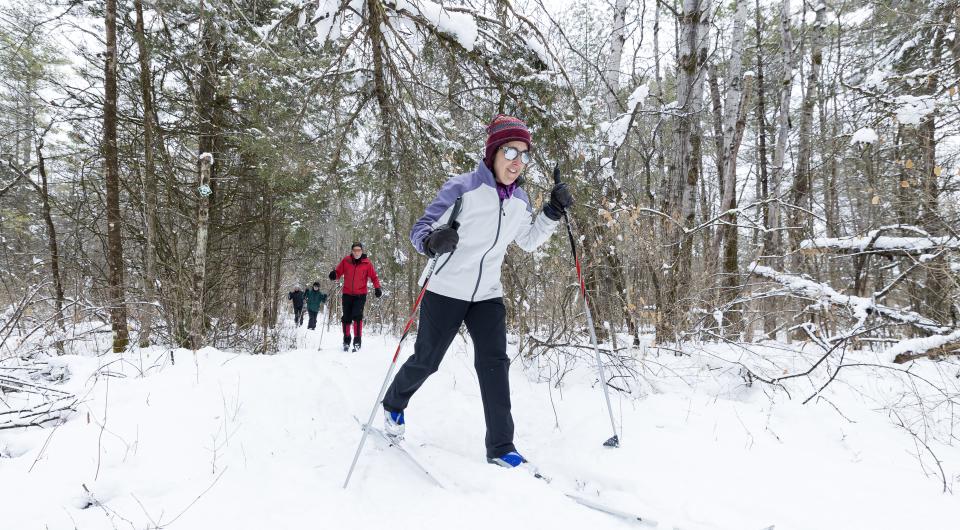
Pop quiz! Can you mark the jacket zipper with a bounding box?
[470,198,504,302]
[349,259,364,295]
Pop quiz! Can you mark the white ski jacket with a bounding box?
[411,160,559,302]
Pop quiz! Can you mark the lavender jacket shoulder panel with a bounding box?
[411,160,558,302]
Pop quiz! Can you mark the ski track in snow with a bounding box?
[2,322,960,530]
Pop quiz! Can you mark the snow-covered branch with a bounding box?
[887,329,960,364]
[749,264,950,335]
[800,226,960,256]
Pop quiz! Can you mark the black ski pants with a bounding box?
[341,294,367,326]
[383,291,514,459]
[307,309,318,329]
[294,306,304,326]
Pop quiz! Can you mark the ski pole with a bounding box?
[343,196,462,488]
[319,284,340,352]
[317,303,326,350]
[553,165,620,448]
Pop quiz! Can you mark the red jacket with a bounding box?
[334,254,381,295]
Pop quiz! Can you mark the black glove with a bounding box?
[328,270,336,281]
[543,182,574,221]
[374,287,383,298]
[423,225,459,257]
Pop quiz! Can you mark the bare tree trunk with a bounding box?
[707,2,749,337]
[272,229,286,326]
[768,0,795,264]
[103,0,129,352]
[714,0,748,251]
[653,1,664,102]
[35,139,65,331]
[657,0,710,342]
[134,0,159,347]
[598,0,640,344]
[920,24,951,324]
[823,87,839,238]
[261,186,273,353]
[188,1,219,349]
[753,0,772,339]
[603,0,628,117]
[189,154,213,350]
[788,3,826,262]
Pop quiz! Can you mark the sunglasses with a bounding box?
[500,146,531,164]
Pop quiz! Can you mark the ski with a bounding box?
[350,429,773,529]
[497,463,652,525]
[488,450,773,529]
[542,467,774,529]
[563,492,649,525]
[352,416,445,489]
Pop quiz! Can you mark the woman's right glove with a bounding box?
[423,226,459,257]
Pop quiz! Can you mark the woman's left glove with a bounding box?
[543,182,574,221]
[374,288,383,298]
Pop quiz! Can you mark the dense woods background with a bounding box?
[2,0,958,366]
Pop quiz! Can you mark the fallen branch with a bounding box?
[800,225,960,256]
[749,263,949,335]
[887,329,960,364]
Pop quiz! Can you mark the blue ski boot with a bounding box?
[487,451,526,468]
[383,408,405,438]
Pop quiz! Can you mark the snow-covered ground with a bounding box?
[3,322,960,530]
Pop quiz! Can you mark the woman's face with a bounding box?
[493,140,529,186]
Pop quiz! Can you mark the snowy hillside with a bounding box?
[2,323,960,530]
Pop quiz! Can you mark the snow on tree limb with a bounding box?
[887,329,960,364]
[799,225,960,255]
[392,0,478,51]
[749,263,950,335]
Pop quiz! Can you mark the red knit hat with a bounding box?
[484,114,532,168]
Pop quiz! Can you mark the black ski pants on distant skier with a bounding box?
[382,291,515,460]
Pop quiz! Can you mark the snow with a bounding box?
[313,0,341,43]
[603,85,649,148]
[886,329,960,358]
[839,5,873,26]
[894,95,935,126]
[861,68,890,90]
[396,0,478,52]
[801,233,960,253]
[749,263,948,335]
[850,127,878,145]
[524,36,553,68]
[3,325,960,529]
[626,85,649,111]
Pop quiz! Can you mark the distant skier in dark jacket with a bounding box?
[288,285,305,326]
[304,282,328,330]
[329,242,382,351]
[381,114,573,469]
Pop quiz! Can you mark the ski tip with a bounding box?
[603,435,620,448]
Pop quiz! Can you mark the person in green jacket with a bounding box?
[304,281,328,330]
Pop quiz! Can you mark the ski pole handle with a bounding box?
[553,164,561,186]
[448,195,463,231]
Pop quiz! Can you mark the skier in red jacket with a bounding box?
[329,242,382,352]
